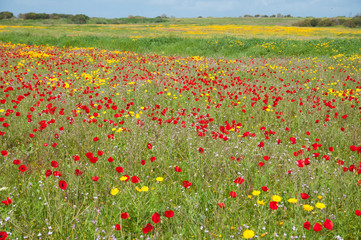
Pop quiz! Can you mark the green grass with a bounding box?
[0,32,360,58]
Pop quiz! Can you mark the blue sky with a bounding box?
[1,0,360,18]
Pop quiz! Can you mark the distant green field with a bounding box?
[0,18,360,59]
[0,17,304,26]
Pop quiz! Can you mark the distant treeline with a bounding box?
[0,11,168,24]
[293,16,361,28]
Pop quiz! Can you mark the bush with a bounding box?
[310,18,320,27]
[343,20,356,28]
[337,18,347,25]
[353,16,361,26]
[24,12,37,20]
[0,11,14,20]
[50,13,73,19]
[71,14,89,24]
[318,18,336,27]
[23,12,50,20]
[293,19,311,27]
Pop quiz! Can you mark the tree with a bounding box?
[24,12,37,20]
[71,14,89,24]
[0,11,14,20]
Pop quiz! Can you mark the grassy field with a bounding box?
[0,18,361,239]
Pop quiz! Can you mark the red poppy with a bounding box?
[51,161,59,168]
[1,150,8,157]
[218,203,225,208]
[269,201,278,210]
[183,181,192,188]
[262,186,269,192]
[147,143,153,149]
[258,162,265,167]
[150,156,156,162]
[53,171,62,177]
[74,169,83,176]
[175,166,181,172]
[121,212,129,219]
[59,180,67,190]
[19,165,27,172]
[164,210,174,218]
[329,147,334,152]
[313,223,322,232]
[151,212,161,224]
[198,147,204,153]
[108,157,114,162]
[13,159,21,165]
[52,143,57,148]
[303,221,311,230]
[355,210,361,216]
[116,166,124,173]
[1,197,12,205]
[72,155,80,161]
[300,193,309,199]
[89,157,98,163]
[131,176,140,183]
[114,224,121,230]
[141,159,146,165]
[93,137,99,142]
[230,191,237,198]
[263,156,270,161]
[85,152,94,158]
[97,151,104,156]
[0,231,8,240]
[258,141,264,148]
[142,223,154,234]
[92,176,99,181]
[45,169,52,177]
[323,219,333,230]
[234,177,244,185]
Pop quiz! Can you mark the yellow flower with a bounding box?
[136,187,142,192]
[252,190,261,196]
[303,204,314,211]
[120,176,128,181]
[141,186,149,192]
[156,177,164,182]
[257,200,265,205]
[315,203,326,209]
[110,188,119,195]
[317,196,322,199]
[243,229,255,239]
[288,198,298,203]
[272,195,282,202]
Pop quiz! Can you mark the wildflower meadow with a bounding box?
[0,19,361,239]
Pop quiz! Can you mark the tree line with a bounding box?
[293,16,361,28]
[0,11,90,24]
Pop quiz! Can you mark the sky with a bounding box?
[1,0,360,18]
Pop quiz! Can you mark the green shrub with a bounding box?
[292,19,311,27]
[0,11,14,20]
[318,18,336,27]
[71,14,90,24]
[353,16,361,26]
[310,18,321,27]
[343,20,356,28]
